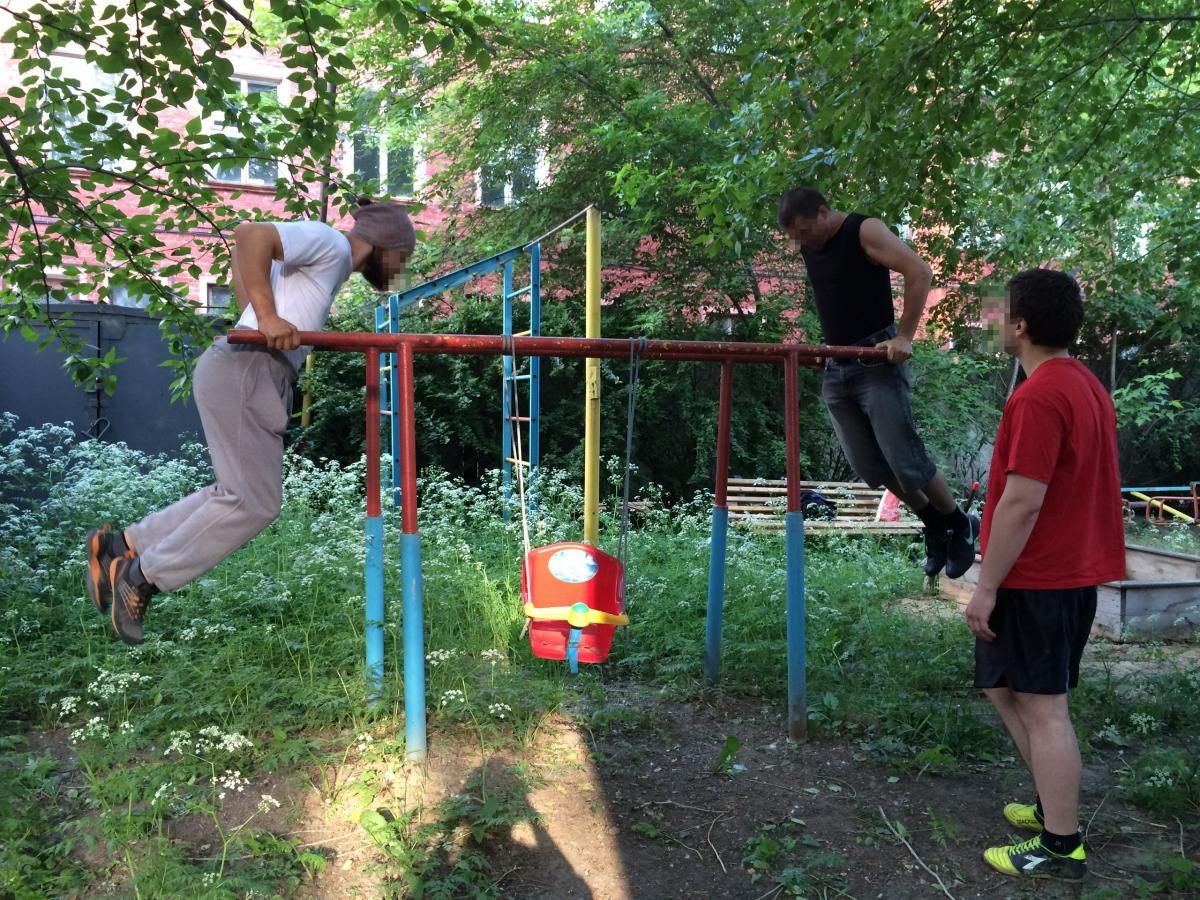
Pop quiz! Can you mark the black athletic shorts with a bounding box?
[974,586,1098,694]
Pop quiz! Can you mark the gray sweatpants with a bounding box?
[125,337,294,592]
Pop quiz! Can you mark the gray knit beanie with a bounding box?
[349,199,416,252]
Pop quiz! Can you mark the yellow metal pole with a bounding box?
[1130,491,1197,525]
[300,353,315,427]
[583,205,601,546]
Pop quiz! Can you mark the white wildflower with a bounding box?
[54,695,81,718]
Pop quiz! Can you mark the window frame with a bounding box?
[209,77,282,186]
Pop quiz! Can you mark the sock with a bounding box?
[914,503,944,531]
[1040,828,1081,855]
[1035,797,1044,824]
[129,557,159,594]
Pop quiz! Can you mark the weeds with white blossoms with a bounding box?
[257,794,282,814]
[70,717,110,744]
[164,726,253,757]
[440,689,466,706]
[488,703,512,719]
[211,769,249,800]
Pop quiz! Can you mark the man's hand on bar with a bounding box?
[258,314,301,351]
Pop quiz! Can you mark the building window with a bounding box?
[479,147,538,208]
[46,52,120,164]
[110,284,150,309]
[203,282,234,315]
[211,79,279,185]
[348,130,417,198]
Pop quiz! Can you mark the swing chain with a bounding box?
[618,337,646,571]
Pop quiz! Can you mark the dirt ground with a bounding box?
[26,632,1199,898]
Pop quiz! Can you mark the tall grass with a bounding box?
[1,415,1196,895]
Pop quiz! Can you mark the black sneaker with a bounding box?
[944,514,980,579]
[86,525,119,614]
[922,525,949,577]
[109,552,157,646]
[984,834,1086,881]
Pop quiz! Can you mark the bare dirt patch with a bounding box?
[24,682,1197,898]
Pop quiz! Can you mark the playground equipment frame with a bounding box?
[229,328,888,760]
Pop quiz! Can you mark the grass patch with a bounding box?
[2,417,1197,895]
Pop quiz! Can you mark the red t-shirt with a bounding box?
[980,357,1125,589]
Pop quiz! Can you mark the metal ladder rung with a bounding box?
[505,457,530,467]
[506,286,533,298]
[513,329,532,337]
[507,415,531,423]
[380,409,393,417]
[510,373,532,381]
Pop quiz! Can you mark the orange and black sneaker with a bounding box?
[108,552,157,646]
[85,526,126,614]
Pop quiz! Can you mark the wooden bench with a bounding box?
[726,477,924,534]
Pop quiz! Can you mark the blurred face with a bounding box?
[983,292,1024,356]
[783,207,831,248]
[362,246,410,292]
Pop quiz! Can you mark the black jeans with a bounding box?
[821,352,937,496]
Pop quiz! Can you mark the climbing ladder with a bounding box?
[374,245,543,512]
[501,245,541,517]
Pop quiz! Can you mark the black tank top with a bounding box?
[800,213,894,346]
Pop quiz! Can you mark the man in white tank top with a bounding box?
[85,200,414,645]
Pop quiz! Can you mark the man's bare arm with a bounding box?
[231,223,298,351]
[859,218,933,359]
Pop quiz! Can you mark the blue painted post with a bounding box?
[785,510,807,739]
[704,507,729,682]
[364,349,385,704]
[395,342,427,761]
[501,261,515,520]
[401,532,426,759]
[783,353,807,740]
[704,360,735,683]
[389,294,402,509]
[529,243,541,514]
[365,516,385,701]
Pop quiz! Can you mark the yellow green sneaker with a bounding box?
[984,834,1086,881]
[1003,802,1043,832]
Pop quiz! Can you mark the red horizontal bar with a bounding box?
[227,330,887,364]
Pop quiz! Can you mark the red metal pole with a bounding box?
[226,330,884,365]
[365,348,381,518]
[396,341,419,534]
[714,361,733,508]
[784,351,802,513]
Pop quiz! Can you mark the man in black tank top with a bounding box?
[777,187,978,579]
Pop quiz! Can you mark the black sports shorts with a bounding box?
[974,586,1098,694]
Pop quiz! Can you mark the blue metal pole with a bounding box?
[705,360,734,684]
[401,532,427,760]
[389,294,402,509]
[365,515,385,702]
[783,352,807,740]
[364,347,385,705]
[529,243,541,515]
[395,341,427,762]
[785,510,807,740]
[704,506,729,682]
[501,261,515,520]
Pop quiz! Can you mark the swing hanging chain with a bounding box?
[509,362,532,560]
[618,337,645,572]
[509,357,535,641]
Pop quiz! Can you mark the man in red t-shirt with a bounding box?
[966,268,1124,883]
